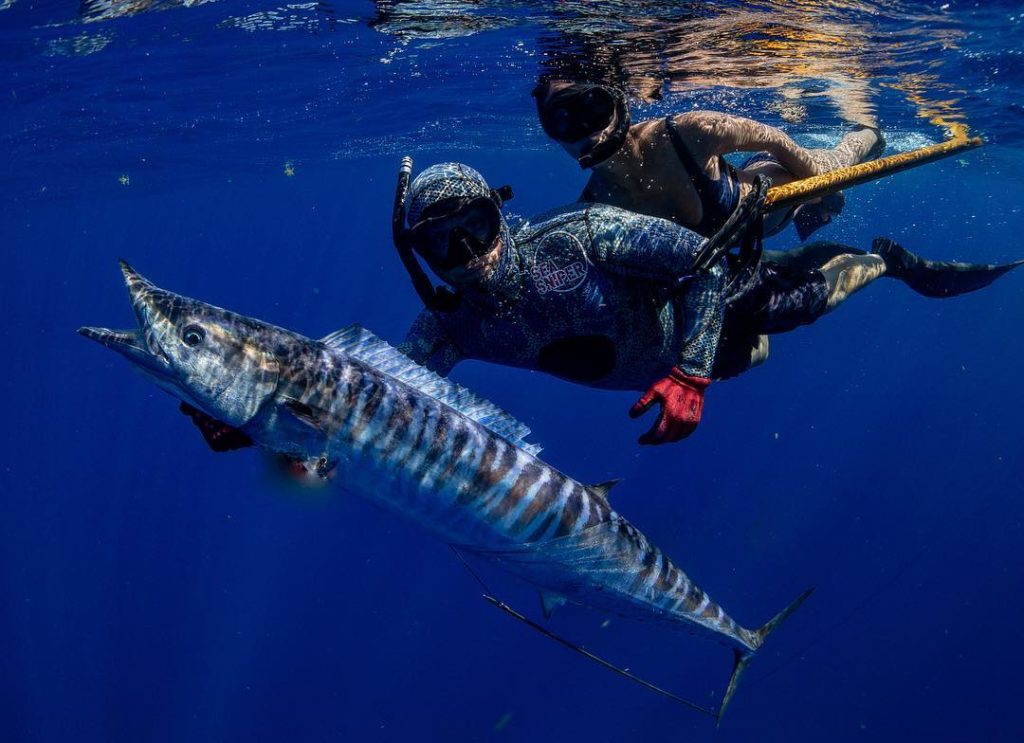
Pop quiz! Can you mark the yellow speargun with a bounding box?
[764,134,983,211]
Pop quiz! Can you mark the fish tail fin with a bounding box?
[754,586,815,649]
[717,587,814,725]
[717,649,753,727]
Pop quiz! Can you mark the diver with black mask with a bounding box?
[391,159,1023,444]
[533,82,633,170]
[532,78,883,241]
[531,79,994,378]
[394,160,730,444]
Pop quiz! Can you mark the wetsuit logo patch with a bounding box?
[531,231,588,294]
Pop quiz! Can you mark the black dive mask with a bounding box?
[532,82,631,168]
[534,83,616,141]
[392,157,513,312]
[407,195,502,271]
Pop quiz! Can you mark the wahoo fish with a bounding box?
[80,262,810,719]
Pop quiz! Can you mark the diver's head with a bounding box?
[532,79,631,169]
[404,162,512,286]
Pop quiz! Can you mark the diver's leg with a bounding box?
[747,127,883,240]
[810,237,1023,313]
[792,127,884,240]
[743,126,883,186]
[730,237,1022,346]
[725,260,833,336]
[742,125,882,185]
[872,237,1024,297]
[764,241,867,273]
[712,327,770,380]
[749,334,770,368]
[819,252,887,312]
[807,125,885,171]
[729,249,883,335]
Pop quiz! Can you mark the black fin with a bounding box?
[874,238,1024,298]
[793,192,844,241]
[793,206,830,242]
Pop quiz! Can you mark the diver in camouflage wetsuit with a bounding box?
[395,161,730,445]
[393,161,1023,445]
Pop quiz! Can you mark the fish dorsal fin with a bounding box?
[587,479,621,501]
[321,325,541,456]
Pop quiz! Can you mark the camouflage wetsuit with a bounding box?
[400,202,726,390]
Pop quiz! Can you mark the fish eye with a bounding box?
[182,324,205,347]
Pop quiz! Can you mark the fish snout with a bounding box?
[77,325,144,352]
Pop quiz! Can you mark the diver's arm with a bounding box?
[398,310,464,376]
[675,265,726,379]
[628,263,726,445]
[587,211,725,366]
[675,111,821,178]
[588,210,706,282]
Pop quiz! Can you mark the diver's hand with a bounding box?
[179,402,254,452]
[629,368,709,445]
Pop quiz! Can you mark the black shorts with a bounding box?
[712,260,829,379]
[724,259,830,335]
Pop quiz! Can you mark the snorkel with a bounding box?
[392,156,460,312]
[392,157,514,312]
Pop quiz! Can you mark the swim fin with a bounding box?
[873,237,1024,298]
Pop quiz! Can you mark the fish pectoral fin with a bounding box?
[539,591,567,619]
[586,479,622,502]
[279,397,326,432]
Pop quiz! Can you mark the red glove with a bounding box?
[629,368,710,445]
[179,402,254,452]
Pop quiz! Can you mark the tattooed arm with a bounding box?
[675,111,822,178]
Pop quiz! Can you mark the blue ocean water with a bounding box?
[2,1,1023,740]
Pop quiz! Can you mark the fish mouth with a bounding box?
[78,260,172,377]
[77,325,168,371]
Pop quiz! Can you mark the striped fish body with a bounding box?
[262,341,761,653]
[80,262,804,691]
